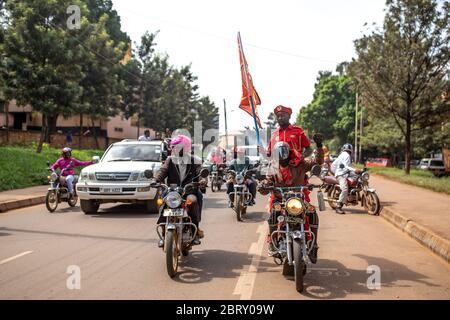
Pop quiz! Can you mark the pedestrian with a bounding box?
[66,130,73,146]
[138,129,152,141]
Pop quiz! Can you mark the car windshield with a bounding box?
[103,144,161,162]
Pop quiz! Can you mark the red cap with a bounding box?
[274,105,292,115]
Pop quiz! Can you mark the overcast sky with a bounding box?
[111,0,387,134]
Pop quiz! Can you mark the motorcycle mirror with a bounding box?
[144,169,154,179]
[200,168,209,178]
[310,165,321,177]
[92,156,100,163]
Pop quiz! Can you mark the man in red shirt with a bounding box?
[265,105,312,159]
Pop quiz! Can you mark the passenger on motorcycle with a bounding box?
[258,134,324,262]
[50,147,94,198]
[330,143,362,214]
[226,146,257,208]
[153,134,206,247]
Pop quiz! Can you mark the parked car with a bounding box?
[397,159,420,169]
[76,140,168,214]
[366,157,391,167]
[418,158,446,177]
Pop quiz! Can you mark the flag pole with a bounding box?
[238,32,261,146]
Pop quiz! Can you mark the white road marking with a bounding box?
[233,223,267,299]
[0,251,33,265]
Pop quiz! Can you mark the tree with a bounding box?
[2,0,92,152]
[349,0,450,174]
[296,70,356,147]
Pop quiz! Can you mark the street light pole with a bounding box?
[355,92,359,163]
[224,99,228,148]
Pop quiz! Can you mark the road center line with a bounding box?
[0,251,33,265]
[233,223,266,299]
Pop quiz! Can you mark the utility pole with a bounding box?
[223,99,228,148]
[359,105,363,163]
[354,92,358,163]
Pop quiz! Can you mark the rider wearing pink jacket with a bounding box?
[51,147,93,195]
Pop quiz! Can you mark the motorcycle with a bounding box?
[320,166,380,215]
[259,165,325,293]
[210,164,225,192]
[227,167,256,222]
[145,168,209,278]
[45,161,78,212]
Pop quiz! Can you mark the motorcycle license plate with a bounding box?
[100,187,121,193]
[163,208,185,217]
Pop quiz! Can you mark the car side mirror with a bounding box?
[92,156,100,163]
[144,169,154,179]
[311,165,321,177]
[200,168,209,178]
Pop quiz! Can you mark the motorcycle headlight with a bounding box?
[362,172,370,181]
[212,165,217,170]
[286,198,304,216]
[165,191,182,209]
[236,174,244,184]
[51,172,58,182]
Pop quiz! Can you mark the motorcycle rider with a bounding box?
[331,143,362,214]
[226,146,257,207]
[258,134,324,263]
[50,147,94,198]
[153,134,206,247]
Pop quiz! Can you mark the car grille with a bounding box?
[95,172,131,181]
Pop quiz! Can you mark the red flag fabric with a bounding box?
[238,36,262,129]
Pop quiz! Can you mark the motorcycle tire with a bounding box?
[282,258,294,276]
[80,199,99,215]
[211,180,216,193]
[217,183,222,191]
[182,248,190,257]
[365,192,381,215]
[293,240,305,293]
[45,190,59,213]
[327,188,338,210]
[165,230,179,278]
[68,194,78,207]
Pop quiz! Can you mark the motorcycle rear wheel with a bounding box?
[327,188,338,209]
[293,240,305,293]
[365,192,381,215]
[68,194,78,207]
[165,230,179,278]
[46,190,59,212]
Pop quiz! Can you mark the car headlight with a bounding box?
[286,198,304,216]
[129,172,139,181]
[81,172,88,180]
[165,191,182,209]
[51,172,58,182]
[236,174,244,184]
[362,172,370,181]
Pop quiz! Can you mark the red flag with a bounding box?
[238,35,262,129]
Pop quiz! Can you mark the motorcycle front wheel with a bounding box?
[293,240,305,293]
[211,178,216,192]
[365,192,381,215]
[327,187,338,210]
[45,190,59,212]
[68,194,78,207]
[165,230,179,278]
[235,196,243,222]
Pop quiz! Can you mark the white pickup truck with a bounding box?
[76,140,167,214]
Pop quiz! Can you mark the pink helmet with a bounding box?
[170,134,192,154]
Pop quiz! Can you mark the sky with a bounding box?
[111,0,387,134]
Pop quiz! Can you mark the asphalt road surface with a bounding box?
[1,187,449,299]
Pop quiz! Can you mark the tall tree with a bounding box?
[349,0,450,174]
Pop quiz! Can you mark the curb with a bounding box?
[0,196,46,213]
[380,206,450,264]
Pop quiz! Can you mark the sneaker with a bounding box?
[335,206,345,214]
[193,237,201,245]
[228,201,234,208]
[158,239,164,248]
[197,228,205,239]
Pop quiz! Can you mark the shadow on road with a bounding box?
[173,249,265,284]
[295,255,440,299]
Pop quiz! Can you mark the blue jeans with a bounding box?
[65,175,74,194]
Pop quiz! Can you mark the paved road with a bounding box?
[0,188,449,299]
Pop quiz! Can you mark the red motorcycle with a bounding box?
[320,167,380,215]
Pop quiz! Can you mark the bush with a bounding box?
[0,146,103,192]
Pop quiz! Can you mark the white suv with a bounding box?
[76,140,167,214]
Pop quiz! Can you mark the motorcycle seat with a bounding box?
[324,176,339,185]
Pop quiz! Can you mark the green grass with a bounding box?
[0,146,103,192]
[355,165,450,195]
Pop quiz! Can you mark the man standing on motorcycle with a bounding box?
[330,143,362,214]
[153,134,206,246]
[50,147,94,199]
[226,146,257,207]
[258,134,324,263]
[262,105,312,159]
